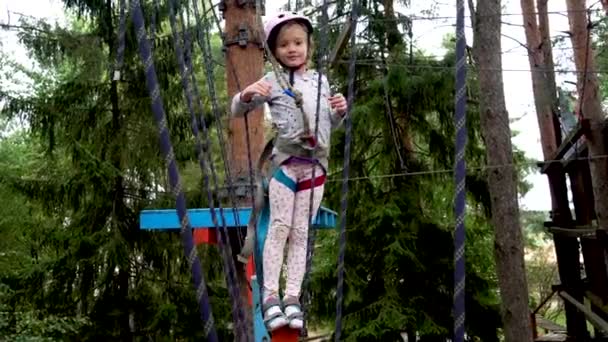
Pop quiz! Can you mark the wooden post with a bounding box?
[222,1,265,340]
[520,0,587,336]
[569,158,608,337]
[546,168,588,339]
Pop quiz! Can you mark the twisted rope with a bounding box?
[334,1,358,340]
[128,0,218,339]
[167,1,247,340]
[453,0,468,339]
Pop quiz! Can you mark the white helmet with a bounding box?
[264,11,313,51]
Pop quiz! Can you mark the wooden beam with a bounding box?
[558,291,608,334]
[539,119,588,174]
[535,315,567,333]
[548,226,597,238]
[328,19,352,68]
[139,206,337,231]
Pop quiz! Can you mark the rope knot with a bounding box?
[294,90,303,107]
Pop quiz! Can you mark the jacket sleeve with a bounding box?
[230,92,268,117]
[230,72,275,117]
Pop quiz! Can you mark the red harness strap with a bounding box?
[296,174,326,192]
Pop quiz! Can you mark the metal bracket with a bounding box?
[237,0,265,14]
[218,0,226,18]
[222,23,263,50]
[218,0,265,14]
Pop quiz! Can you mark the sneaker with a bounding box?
[263,296,289,331]
[283,296,304,330]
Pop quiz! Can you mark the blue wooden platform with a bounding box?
[139,205,337,341]
[139,206,338,230]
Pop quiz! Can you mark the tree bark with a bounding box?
[382,0,401,50]
[472,1,534,341]
[520,0,557,157]
[536,0,562,143]
[565,0,608,232]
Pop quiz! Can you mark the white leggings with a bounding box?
[262,162,325,299]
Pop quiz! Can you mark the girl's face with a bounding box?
[274,22,309,71]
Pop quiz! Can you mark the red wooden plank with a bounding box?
[193,229,217,245]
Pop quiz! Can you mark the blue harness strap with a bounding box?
[272,168,297,192]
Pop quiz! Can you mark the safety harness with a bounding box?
[238,8,324,263]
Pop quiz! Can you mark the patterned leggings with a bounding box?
[262,162,325,299]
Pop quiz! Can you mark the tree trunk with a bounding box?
[105,0,130,340]
[520,0,557,157]
[472,1,534,341]
[565,0,608,232]
[602,0,608,15]
[520,0,588,338]
[382,0,401,50]
[536,0,562,143]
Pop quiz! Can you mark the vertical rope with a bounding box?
[453,0,468,339]
[167,1,247,340]
[128,0,218,339]
[334,2,358,340]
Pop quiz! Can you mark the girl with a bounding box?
[231,11,348,331]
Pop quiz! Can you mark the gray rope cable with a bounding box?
[300,0,330,336]
[168,1,248,340]
[334,1,358,340]
[190,0,248,248]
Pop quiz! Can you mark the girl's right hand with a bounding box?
[240,79,272,103]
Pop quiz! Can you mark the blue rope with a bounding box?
[167,1,247,340]
[453,0,467,339]
[128,0,218,339]
[334,2,358,340]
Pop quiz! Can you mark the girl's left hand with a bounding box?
[328,93,348,116]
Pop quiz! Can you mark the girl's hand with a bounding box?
[328,93,347,116]
[240,79,272,103]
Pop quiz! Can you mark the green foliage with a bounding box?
[1,1,234,340]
